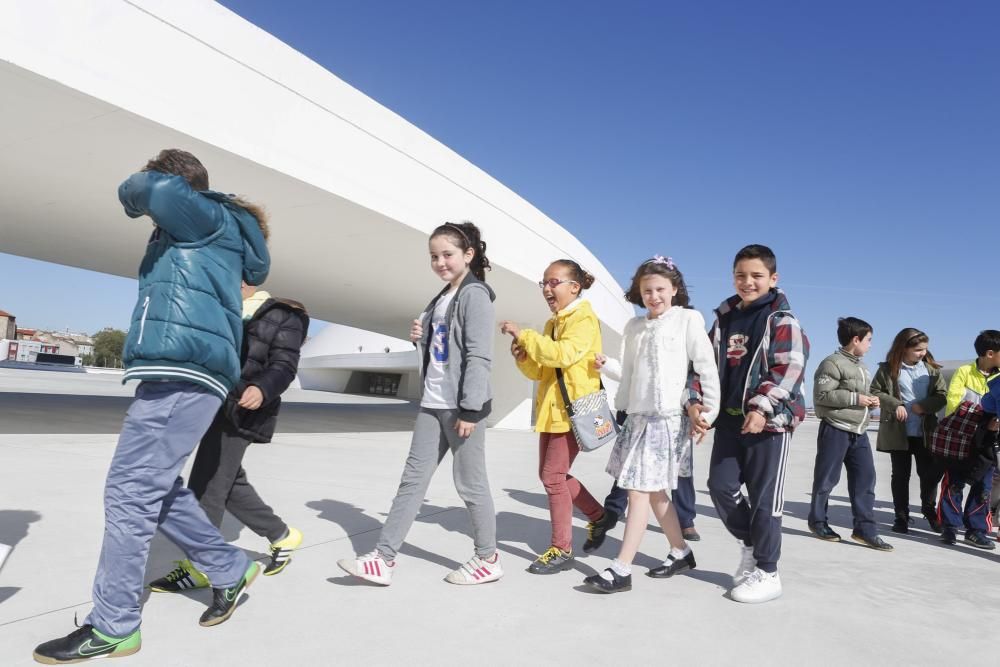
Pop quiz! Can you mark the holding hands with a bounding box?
[238,385,264,410]
[499,320,521,339]
[895,405,908,421]
[741,410,767,435]
[594,353,607,370]
[687,403,712,443]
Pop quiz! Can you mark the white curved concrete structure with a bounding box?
[0,0,632,425]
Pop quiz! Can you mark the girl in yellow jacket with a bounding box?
[500,259,614,574]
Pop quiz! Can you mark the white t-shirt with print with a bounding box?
[421,289,457,409]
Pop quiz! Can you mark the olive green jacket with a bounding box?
[870,361,947,452]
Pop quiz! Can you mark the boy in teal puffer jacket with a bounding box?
[33,149,270,665]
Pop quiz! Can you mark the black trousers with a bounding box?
[187,413,287,543]
[888,436,943,521]
[808,422,877,538]
[707,415,790,573]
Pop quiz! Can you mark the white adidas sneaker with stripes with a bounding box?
[445,553,503,585]
[337,550,394,585]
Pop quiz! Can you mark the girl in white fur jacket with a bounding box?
[583,256,720,594]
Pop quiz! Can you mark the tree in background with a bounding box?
[92,328,126,368]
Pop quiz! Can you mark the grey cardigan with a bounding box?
[417,272,496,423]
[813,348,873,435]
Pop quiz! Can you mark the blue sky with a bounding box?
[2,0,998,373]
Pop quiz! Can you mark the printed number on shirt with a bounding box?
[433,324,449,362]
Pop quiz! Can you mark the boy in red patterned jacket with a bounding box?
[686,244,809,604]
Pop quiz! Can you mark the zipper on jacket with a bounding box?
[137,296,151,345]
[740,311,778,417]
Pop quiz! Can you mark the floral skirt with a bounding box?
[605,412,691,492]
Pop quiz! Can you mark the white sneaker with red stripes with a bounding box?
[445,553,503,585]
[337,550,394,586]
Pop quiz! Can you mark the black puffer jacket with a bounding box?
[222,297,309,443]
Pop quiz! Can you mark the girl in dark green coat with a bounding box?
[871,328,947,534]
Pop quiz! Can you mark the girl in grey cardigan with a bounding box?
[338,222,501,586]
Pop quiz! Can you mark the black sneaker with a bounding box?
[850,533,893,552]
[940,527,957,545]
[923,513,943,533]
[527,546,574,574]
[809,522,842,542]
[964,531,996,550]
[647,550,697,578]
[199,561,260,627]
[890,518,909,534]
[33,624,141,664]
[582,510,619,553]
[583,568,632,593]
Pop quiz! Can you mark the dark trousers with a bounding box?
[188,414,288,544]
[808,422,877,538]
[603,475,696,529]
[939,464,995,534]
[888,436,943,521]
[707,415,790,573]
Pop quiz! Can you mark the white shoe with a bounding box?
[730,568,782,604]
[733,543,756,585]
[445,553,504,585]
[337,550,394,586]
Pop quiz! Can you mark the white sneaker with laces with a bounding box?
[445,553,504,585]
[733,543,756,585]
[730,567,782,604]
[337,550,394,586]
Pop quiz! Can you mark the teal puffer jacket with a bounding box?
[119,171,270,399]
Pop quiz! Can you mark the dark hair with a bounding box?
[624,257,691,308]
[430,221,491,281]
[732,244,777,274]
[142,149,209,191]
[837,316,872,346]
[974,330,1000,357]
[550,259,595,290]
[885,327,940,396]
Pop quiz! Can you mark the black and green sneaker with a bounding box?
[148,559,210,593]
[33,624,141,664]
[199,561,260,627]
[582,509,619,553]
[527,546,575,574]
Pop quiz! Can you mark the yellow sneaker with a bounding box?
[264,527,302,575]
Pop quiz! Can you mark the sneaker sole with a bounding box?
[336,559,391,585]
[850,535,893,552]
[263,559,291,576]
[730,590,782,604]
[199,564,260,628]
[963,538,996,550]
[444,573,503,585]
[33,644,142,665]
[527,561,575,575]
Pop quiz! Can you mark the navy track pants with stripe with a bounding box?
[708,414,790,573]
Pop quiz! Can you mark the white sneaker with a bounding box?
[730,568,782,604]
[337,550,394,586]
[733,543,756,585]
[445,553,504,585]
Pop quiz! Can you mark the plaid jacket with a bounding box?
[685,289,810,432]
[930,400,983,460]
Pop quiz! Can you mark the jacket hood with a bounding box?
[204,191,270,286]
[252,297,311,331]
[716,288,792,318]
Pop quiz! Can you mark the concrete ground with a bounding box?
[0,367,997,666]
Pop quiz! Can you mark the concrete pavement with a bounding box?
[0,368,997,665]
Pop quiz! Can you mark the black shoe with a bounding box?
[808,522,842,542]
[527,546,575,574]
[964,531,996,550]
[33,624,141,664]
[681,527,701,542]
[199,562,260,627]
[891,518,909,534]
[923,513,943,533]
[850,533,893,552]
[940,527,957,545]
[582,510,619,553]
[583,568,632,593]
[647,550,697,578]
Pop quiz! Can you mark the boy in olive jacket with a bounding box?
[808,317,892,551]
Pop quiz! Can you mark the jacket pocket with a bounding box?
[137,296,151,345]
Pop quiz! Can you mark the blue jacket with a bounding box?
[118,171,270,399]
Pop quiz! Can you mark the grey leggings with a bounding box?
[376,408,496,561]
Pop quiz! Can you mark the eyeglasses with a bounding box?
[538,279,578,289]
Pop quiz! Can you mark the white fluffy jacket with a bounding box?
[602,307,720,422]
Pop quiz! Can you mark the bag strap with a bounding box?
[550,326,576,417]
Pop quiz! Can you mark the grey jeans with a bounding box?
[86,382,249,637]
[376,408,496,561]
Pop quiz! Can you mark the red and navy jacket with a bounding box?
[686,289,809,432]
